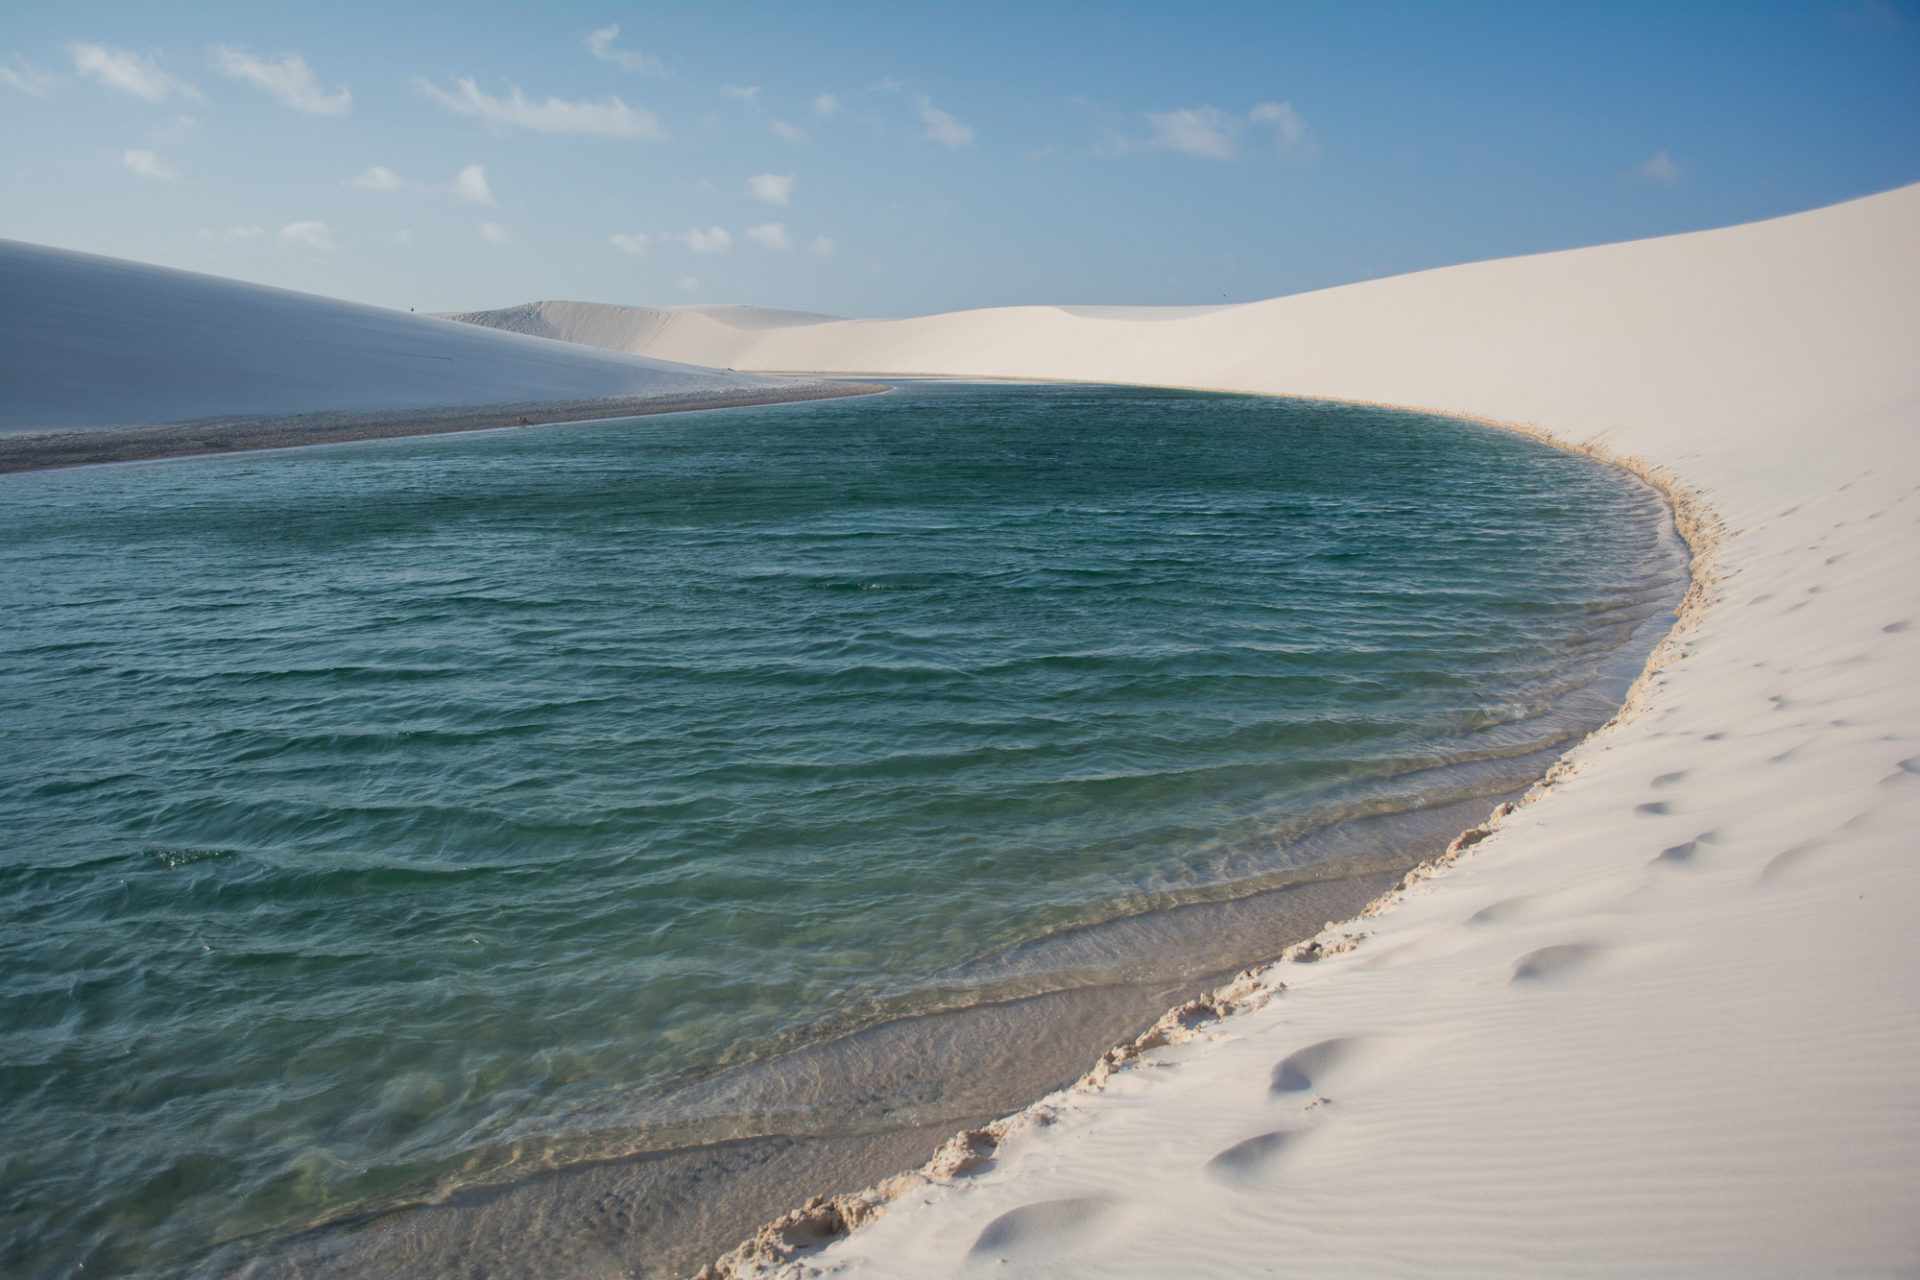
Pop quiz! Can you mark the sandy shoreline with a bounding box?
[454,185,1920,1276]
[689,415,1708,1277]
[137,415,1685,1278]
[0,382,884,474]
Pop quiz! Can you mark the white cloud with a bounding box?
[813,92,839,120]
[392,229,413,246]
[454,163,494,204]
[771,119,807,142]
[807,235,834,255]
[747,171,795,205]
[914,93,973,148]
[609,231,651,254]
[347,165,405,191]
[1145,105,1236,160]
[71,44,200,102]
[279,221,336,250]
[744,222,793,251]
[199,224,264,242]
[676,276,701,293]
[210,46,349,117]
[1249,100,1313,158]
[0,57,61,96]
[721,84,761,108]
[584,24,668,77]
[121,149,176,180]
[478,221,511,245]
[678,225,732,253]
[1142,102,1313,162]
[1637,149,1683,186]
[414,76,665,139]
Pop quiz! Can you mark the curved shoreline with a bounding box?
[689,405,1717,1279]
[566,187,1919,1277]
[112,386,1687,1280]
[0,381,885,474]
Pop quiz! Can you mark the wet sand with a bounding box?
[0,382,884,474]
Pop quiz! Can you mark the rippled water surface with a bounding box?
[0,382,1685,1277]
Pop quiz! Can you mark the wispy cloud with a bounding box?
[478,222,511,245]
[1144,101,1314,161]
[584,24,668,77]
[813,92,839,120]
[807,235,834,255]
[1144,106,1235,160]
[721,84,761,109]
[771,119,807,142]
[346,165,405,191]
[71,44,200,103]
[1248,101,1313,158]
[210,46,348,116]
[392,229,412,246]
[676,276,701,294]
[279,221,336,250]
[454,163,494,204]
[0,56,61,96]
[415,76,665,139]
[121,148,176,180]
[914,93,973,148]
[1636,149,1683,186]
[677,225,732,253]
[747,172,795,205]
[200,224,264,242]
[609,231,651,254]
[745,222,793,251]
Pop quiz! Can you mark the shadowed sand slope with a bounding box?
[0,240,866,461]
[453,187,1920,1277]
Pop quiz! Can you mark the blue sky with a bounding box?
[2,1,1915,316]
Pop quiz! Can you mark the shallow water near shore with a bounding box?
[0,381,1686,1278]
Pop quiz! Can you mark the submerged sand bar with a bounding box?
[0,384,880,473]
[455,186,1920,1276]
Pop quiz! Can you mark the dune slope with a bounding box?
[460,186,1920,1277]
[0,240,846,444]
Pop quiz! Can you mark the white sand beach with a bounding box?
[453,184,1920,1276]
[0,240,868,468]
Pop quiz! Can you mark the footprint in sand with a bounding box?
[1883,620,1911,634]
[967,1198,1111,1263]
[1880,758,1920,787]
[1204,1130,1303,1189]
[1650,840,1698,868]
[1761,843,1825,882]
[1510,943,1604,985]
[1650,828,1721,870]
[1270,1037,1364,1095]
[1652,770,1689,788]
[1465,896,1538,928]
[1634,800,1672,817]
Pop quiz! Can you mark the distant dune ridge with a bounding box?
[0,240,870,468]
[455,188,1920,1277]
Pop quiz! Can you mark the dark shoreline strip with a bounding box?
[0,381,887,474]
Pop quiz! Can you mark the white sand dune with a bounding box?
[0,240,821,436]
[458,186,1920,1276]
